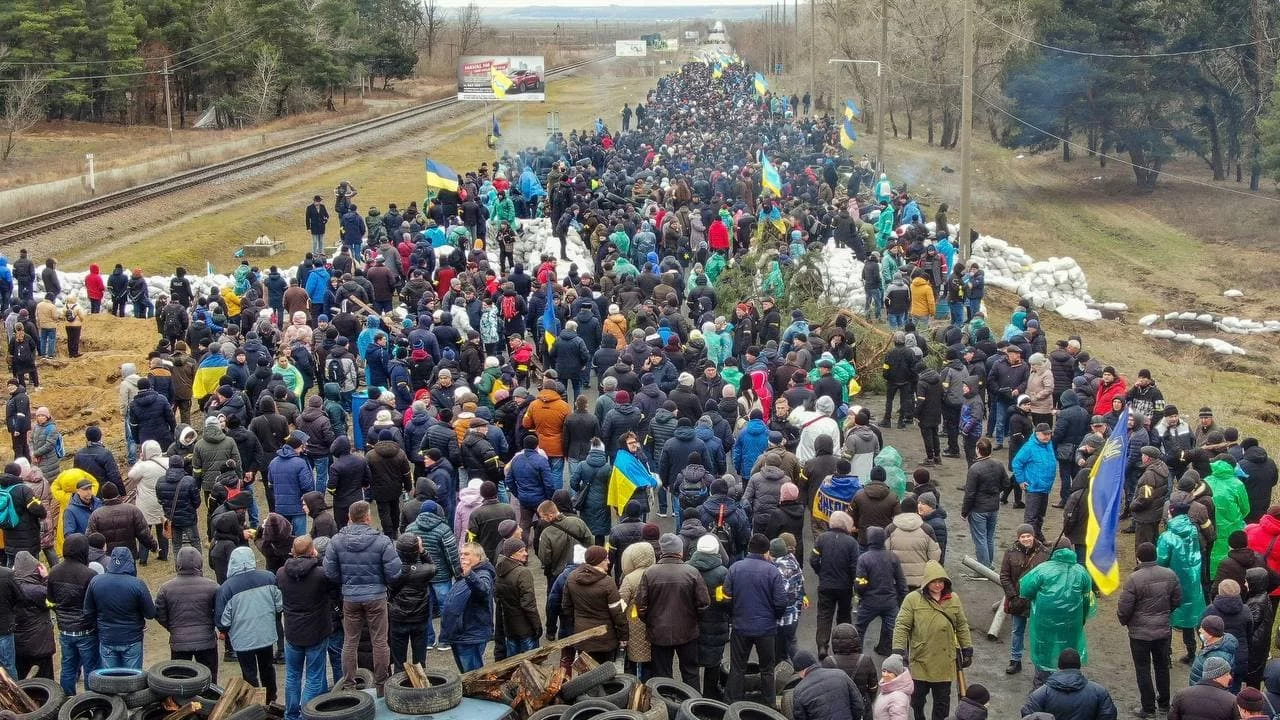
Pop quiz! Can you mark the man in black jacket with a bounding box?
[881,332,916,428]
[812,511,860,659]
[12,249,34,303]
[47,533,98,694]
[305,196,330,256]
[467,482,516,565]
[1,462,46,561]
[6,380,30,461]
[278,536,333,720]
[790,650,865,720]
[155,547,220,682]
[1117,542,1181,718]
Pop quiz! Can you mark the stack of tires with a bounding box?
[299,667,463,720]
[536,665,712,720]
[51,661,213,720]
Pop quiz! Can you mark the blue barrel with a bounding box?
[350,390,369,448]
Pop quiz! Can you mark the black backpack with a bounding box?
[290,345,316,378]
[711,503,735,554]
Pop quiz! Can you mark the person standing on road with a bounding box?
[563,545,628,664]
[306,196,330,257]
[1159,502,1208,665]
[47,533,97,694]
[891,561,972,720]
[324,501,401,688]
[637,533,710,685]
[83,547,155,669]
[216,546,284,705]
[1130,446,1170,550]
[1019,648,1118,720]
[1019,541,1096,687]
[789,649,865,720]
[1012,423,1056,541]
[441,542,496,672]
[961,438,1006,569]
[277,536,333,720]
[154,547,220,683]
[998,525,1047,676]
[1117,541,1181,719]
[724,534,788,703]
[493,537,539,658]
[811,510,859,659]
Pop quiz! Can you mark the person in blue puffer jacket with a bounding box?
[441,542,496,672]
[734,410,770,478]
[215,546,283,703]
[1012,423,1057,541]
[83,547,156,669]
[505,436,556,536]
[269,432,315,537]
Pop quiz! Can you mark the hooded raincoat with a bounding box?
[1018,547,1095,671]
[891,561,972,683]
[1204,460,1250,575]
[874,446,907,499]
[1158,513,1207,629]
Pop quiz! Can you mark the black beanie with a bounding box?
[1136,542,1156,563]
[747,533,770,555]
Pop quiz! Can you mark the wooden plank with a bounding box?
[208,677,254,720]
[460,625,607,686]
[162,702,200,720]
[0,668,39,713]
[628,683,645,711]
[404,662,429,689]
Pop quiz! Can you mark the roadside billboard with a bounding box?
[457,56,545,102]
[615,40,647,57]
[684,31,700,41]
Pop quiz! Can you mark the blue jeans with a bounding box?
[504,636,538,658]
[100,641,143,669]
[547,457,565,489]
[285,640,330,720]
[39,328,56,357]
[864,289,883,320]
[425,580,451,646]
[1010,615,1027,662]
[0,634,14,679]
[888,312,906,330]
[60,632,99,695]
[949,302,965,327]
[287,514,308,537]
[452,643,486,672]
[993,398,1011,444]
[326,631,343,686]
[124,420,137,465]
[968,296,983,320]
[311,234,325,256]
[308,455,330,493]
[967,511,998,568]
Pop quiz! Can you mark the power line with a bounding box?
[971,91,1280,203]
[886,67,960,87]
[0,28,255,67]
[979,15,1275,59]
[0,31,257,83]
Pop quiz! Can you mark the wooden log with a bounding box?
[628,683,645,711]
[0,668,39,713]
[460,625,607,688]
[404,663,429,689]
[162,702,201,720]
[208,677,255,720]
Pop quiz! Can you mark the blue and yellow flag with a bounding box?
[491,68,514,98]
[425,159,459,192]
[1086,406,1130,595]
[753,72,768,96]
[845,100,862,120]
[542,283,559,351]
[607,449,657,514]
[191,353,229,400]
[760,153,781,196]
[840,120,858,151]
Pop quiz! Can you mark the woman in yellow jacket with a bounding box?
[219,286,242,322]
[50,467,97,555]
[909,271,936,328]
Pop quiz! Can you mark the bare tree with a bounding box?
[421,0,447,58]
[455,2,483,57]
[1,67,49,164]
[240,46,282,125]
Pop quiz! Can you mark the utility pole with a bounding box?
[877,0,888,172]
[958,0,974,257]
[1249,0,1266,190]
[809,0,815,109]
[780,1,786,72]
[162,59,173,142]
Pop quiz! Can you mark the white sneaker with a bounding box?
[435,643,451,651]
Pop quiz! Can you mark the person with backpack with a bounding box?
[698,477,749,560]
[674,453,714,520]
[1,461,48,562]
[29,407,63,481]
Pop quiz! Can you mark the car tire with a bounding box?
[335,669,376,691]
[643,677,700,718]
[224,706,268,720]
[561,698,620,720]
[88,669,150,695]
[302,691,376,720]
[675,699,729,720]
[122,688,157,710]
[383,670,463,714]
[778,691,794,720]
[528,705,571,720]
[584,674,638,708]
[726,702,786,720]
[559,662,618,701]
[57,693,127,720]
[589,712,645,720]
[16,678,65,720]
[146,661,212,698]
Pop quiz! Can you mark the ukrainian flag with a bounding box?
[491,68,514,98]
[542,283,559,351]
[754,72,768,96]
[425,159,459,192]
[1086,406,1130,595]
[845,100,861,120]
[761,153,782,196]
[607,449,657,514]
[191,353,229,400]
[840,120,858,151]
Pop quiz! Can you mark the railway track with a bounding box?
[0,56,606,244]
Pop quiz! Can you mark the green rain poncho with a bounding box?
[807,360,859,404]
[1157,513,1207,629]
[610,229,631,258]
[614,258,639,280]
[705,252,727,285]
[762,260,786,300]
[874,446,908,498]
[1019,547,1096,672]
[875,208,896,250]
[1204,460,1250,575]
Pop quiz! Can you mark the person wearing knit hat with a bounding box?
[724,533,790,701]
[790,647,866,720]
[1236,687,1266,717]
[468,478,517,578]
[562,545,627,662]
[1117,540,1181,716]
[494,535,540,656]
[1130,444,1170,549]
[637,533,711,683]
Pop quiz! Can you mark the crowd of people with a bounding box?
[0,56,1278,720]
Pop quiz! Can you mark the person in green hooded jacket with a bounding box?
[610,225,630,258]
[891,560,972,720]
[1019,541,1095,682]
[1203,459,1250,576]
[1158,503,1207,663]
[762,259,785,300]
